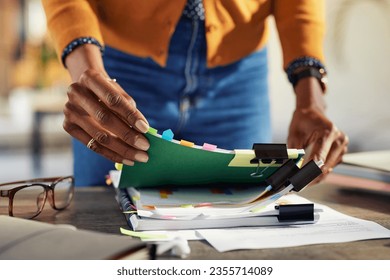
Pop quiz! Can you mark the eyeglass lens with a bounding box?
[53,177,73,209]
[12,185,47,219]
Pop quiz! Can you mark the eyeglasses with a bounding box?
[0,176,74,219]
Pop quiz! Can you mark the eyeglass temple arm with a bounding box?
[0,176,74,188]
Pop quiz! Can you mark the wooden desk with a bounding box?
[35,182,390,259]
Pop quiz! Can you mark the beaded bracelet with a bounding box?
[61,37,104,67]
[285,56,327,85]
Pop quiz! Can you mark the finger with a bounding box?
[63,102,148,164]
[289,129,317,165]
[79,69,150,133]
[77,116,149,164]
[306,128,338,165]
[287,135,304,150]
[287,128,305,149]
[67,83,149,151]
[321,132,349,173]
[62,119,133,165]
[305,133,348,186]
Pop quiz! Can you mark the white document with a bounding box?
[197,204,390,252]
[342,150,390,172]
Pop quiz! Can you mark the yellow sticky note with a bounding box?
[180,140,194,147]
[228,149,301,167]
[228,150,257,167]
[180,204,194,208]
[250,206,266,213]
[120,228,168,239]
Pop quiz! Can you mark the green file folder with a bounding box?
[118,131,304,188]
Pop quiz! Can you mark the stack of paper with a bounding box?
[196,203,390,252]
[116,187,321,231]
[109,131,390,252]
[114,183,390,252]
[114,128,323,232]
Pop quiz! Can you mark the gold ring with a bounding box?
[86,138,95,149]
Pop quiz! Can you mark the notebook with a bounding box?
[0,216,152,260]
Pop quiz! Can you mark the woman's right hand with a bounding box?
[63,44,150,166]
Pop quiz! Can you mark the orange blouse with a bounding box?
[42,0,325,69]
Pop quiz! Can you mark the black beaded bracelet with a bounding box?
[61,37,104,67]
[286,56,327,84]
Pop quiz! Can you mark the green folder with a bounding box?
[118,131,304,188]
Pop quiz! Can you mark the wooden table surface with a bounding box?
[35,181,390,259]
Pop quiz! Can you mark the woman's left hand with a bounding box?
[288,107,349,181]
[288,76,349,182]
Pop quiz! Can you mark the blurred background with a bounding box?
[0,0,389,182]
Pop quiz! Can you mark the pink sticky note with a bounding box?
[202,143,217,151]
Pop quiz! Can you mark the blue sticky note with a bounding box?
[162,129,174,141]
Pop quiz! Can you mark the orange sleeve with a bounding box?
[272,0,326,69]
[41,0,103,61]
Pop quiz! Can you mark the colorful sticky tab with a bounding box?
[180,140,194,147]
[115,162,123,170]
[180,204,194,208]
[202,143,217,151]
[162,129,174,141]
[160,215,176,220]
[122,210,138,214]
[142,205,156,210]
[271,193,282,200]
[120,228,168,239]
[148,127,158,135]
[195,202,212,207]
[228,150,257,167]
[105,175,112,186]
[250,206,266,213]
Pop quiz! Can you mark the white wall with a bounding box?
[269,0,390,152]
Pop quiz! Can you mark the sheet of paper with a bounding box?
[135,185,270,206]
[120,227,202,242]
[135,191,312,219]
[342,150,390,172]
[196,204,390,252]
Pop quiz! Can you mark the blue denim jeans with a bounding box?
[73,15,271,186]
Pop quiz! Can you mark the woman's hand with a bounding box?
[63,44,150,166]
[288,76,349,181]
[288,107,348,177]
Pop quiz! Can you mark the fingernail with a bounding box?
[123,159,134,166]
[134,152,149,163]
[135,120,149,133]
[134,137,150,151]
